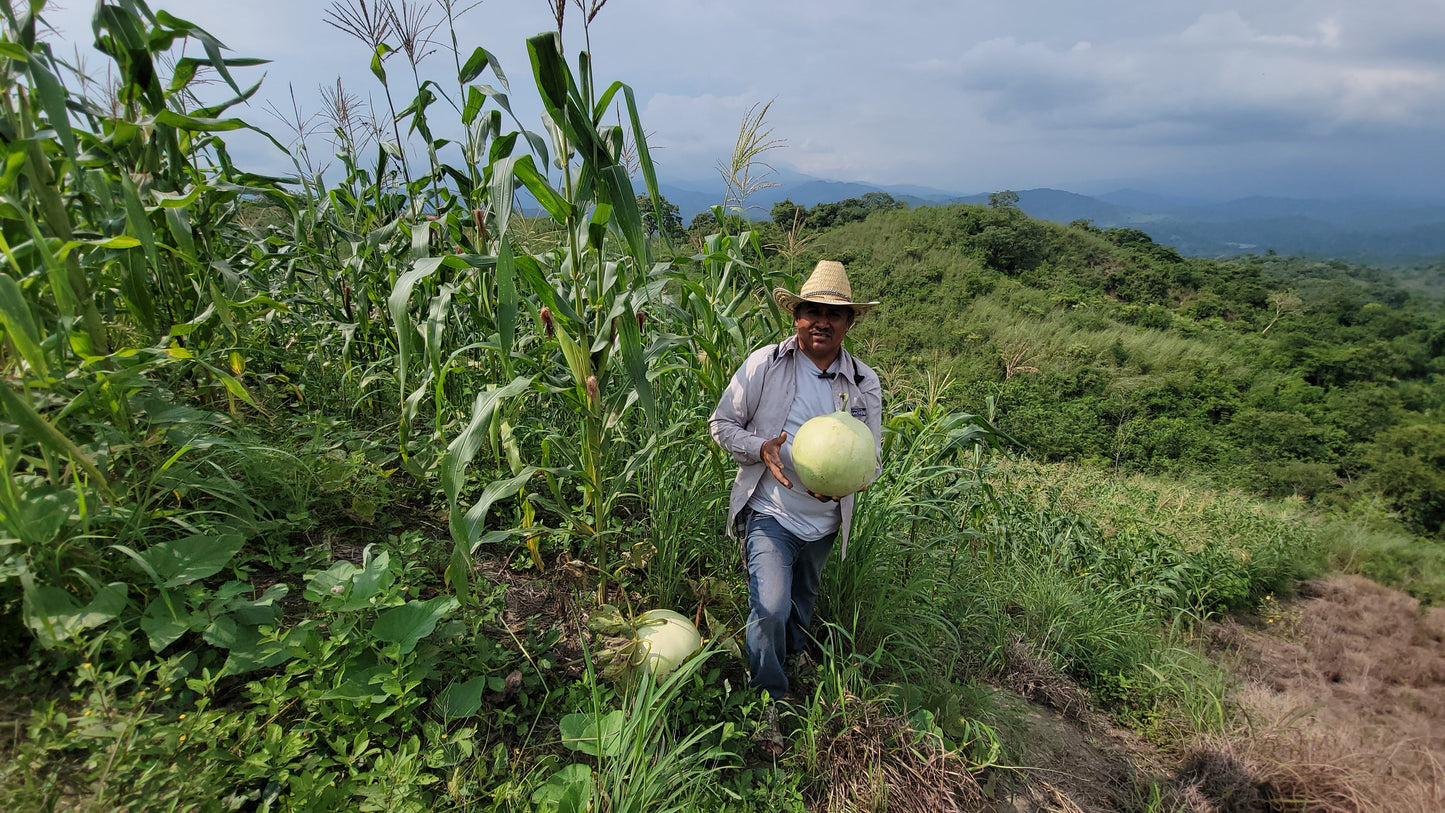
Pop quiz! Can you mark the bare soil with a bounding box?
[996,575,1445,812]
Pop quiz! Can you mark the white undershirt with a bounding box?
[746,355,843,540]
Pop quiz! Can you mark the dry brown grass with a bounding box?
[1195,575,1445,812]
[802,698,987,813]
[1000,633,1093,722]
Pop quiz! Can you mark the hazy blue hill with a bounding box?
[654,183,720,221]
[1095,189,1210,211]
[1161,197,1445,230]
[658,177,962,221]
[1157,217,1445,259]
[753,180,886,208]
[650,170,1445,262]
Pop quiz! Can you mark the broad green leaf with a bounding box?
[119,173,161,292]
[0,143,28,192]
[526,32,567,123]
[0,483,71,547]
[197,361,259,408]
[218,582,287,626]
[373,595,458,656]
[473,83,549,164]
[389,257,446,417]
[462,84,485,126]
[219,620,308,676]
[27,56,75,158]
[513,252,579,325]
[141,594,197,652]
[21,580,128,648]
[620,83,668,250]
[168,56,268,94]
[304,550,395,611]
[370,42,392,83]
[436,675,487,719]
[152,110,247,132]
[440,377,533,595]
[455,467,538,553]
[587,201,612,252]
[152,185,206,208]
[531,763,592,813]
[322,663,390,702]
[12,204,77,319]
[554,324,591,390]
[163,206,196,260]
[560,710,625,757]
[84,235,142,249]
[457,45,493,84]
[201,612,239,648]
[512,154,572,224]
[138,532,246,588]
[617,296,657,429]
[496,235,517,368]
[601,164,647,264]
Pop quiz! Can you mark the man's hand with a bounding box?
[760,431,791,489]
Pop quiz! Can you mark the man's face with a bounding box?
[793,302,855,364]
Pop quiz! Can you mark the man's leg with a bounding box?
[786,532,835,657]
[744,512,800,700]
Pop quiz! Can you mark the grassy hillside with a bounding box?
[784,204,1445,544]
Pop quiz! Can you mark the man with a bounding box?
[709,259,883,702]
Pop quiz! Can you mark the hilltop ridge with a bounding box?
[656,175,1445,262]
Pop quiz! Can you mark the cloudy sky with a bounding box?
[39,0,1445,201]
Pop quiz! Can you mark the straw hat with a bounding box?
[773,260,879,318]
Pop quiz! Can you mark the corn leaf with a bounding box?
[616,296,656,429]
[0,382,114,501]
[26,56,75,158]
[441,375,534,595]
[0,273,47,377]
[389,257,447,415]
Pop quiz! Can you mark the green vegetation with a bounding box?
[790,206,1445,544]
[0,1,1438,810]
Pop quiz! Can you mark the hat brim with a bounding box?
[774,288,878,318]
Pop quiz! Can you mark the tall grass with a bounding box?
[1317,514,1445,605]
[962,293,1254,379]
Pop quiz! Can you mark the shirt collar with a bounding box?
[779,335,853,380]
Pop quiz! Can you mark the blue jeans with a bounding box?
[744,511,835,700]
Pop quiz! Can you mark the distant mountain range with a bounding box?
[654,175,1445,263]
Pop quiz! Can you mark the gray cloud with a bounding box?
[35,0,1445,199]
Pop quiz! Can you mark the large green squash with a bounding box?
[792,410,875,498]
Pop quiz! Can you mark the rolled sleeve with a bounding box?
[709,354,766,465]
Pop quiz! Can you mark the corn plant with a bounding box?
[379,23,685,603]
[1,0,288,635]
